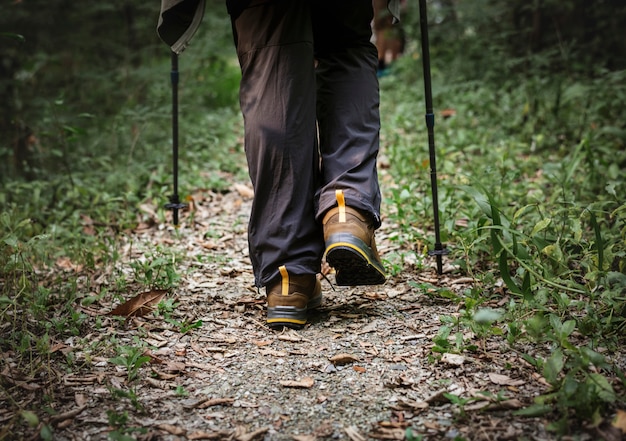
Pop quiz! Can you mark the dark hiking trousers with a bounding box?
[228,0,382,287]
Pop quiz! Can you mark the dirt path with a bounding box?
[2,184,588,441]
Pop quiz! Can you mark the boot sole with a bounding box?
[325,233,386,286]
[266,295,322,330]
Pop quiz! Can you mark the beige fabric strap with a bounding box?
[335,190,346,223]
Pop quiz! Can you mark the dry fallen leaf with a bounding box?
[188,430,232,440]
[234,425,269,441]
[394,398,429,411]
[184,397,234,410]
[258,348,288,357]
[75,393,87,407]
[48,405,88,425]
[441,353,465,366]
[384,375,415,389]
[321,261,332,277]
[491,398,524,410]
[292,436,317,441]
[49,342,68,354]
[279,377,315,388]
[464,401,491,411]
[344,426,367,441]
[277,332,307,343]
[233,183,254,199]
[329,353,360,365]
[56,256,84,272]
[488,373,526,386]
[163,361,186,373]
[370,425,406,440]
[199,398,235,409]
[152,370,178,380]
[252,340,273,347]
[107,289,167,317]
[613,409,626,432]
[158,424,186,436]
[441,108,457,118]
[425,390,450,404]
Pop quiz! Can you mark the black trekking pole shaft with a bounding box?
[419,0,447,275]
[165,51,186,225]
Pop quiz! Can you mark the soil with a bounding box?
[1,180,623,441]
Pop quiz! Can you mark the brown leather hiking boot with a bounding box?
[323,190,386,286]
[266,265,322,330]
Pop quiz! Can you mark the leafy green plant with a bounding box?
[431,323,463,354]
[106,409,147,441]
[109,346,151,382]
[109,387,144,412]
[129,246,181,290]
[443,393,478,419]
[155,298,179,319]
[165,318,203,335]
[175,385,189,397]
[404,427,424,441]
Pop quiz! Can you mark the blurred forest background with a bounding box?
[1,0,625,184]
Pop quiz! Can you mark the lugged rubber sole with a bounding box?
[266,295,322,330]
[325,233,386,286]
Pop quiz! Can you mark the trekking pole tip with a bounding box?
[428,244,450,275]
[165,194,187,226]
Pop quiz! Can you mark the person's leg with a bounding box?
[313,0,381,223]
[312,0,386,285]
[229,0,324,289]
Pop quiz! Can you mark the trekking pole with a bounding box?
[165,51,187,225]
[418,0,449,275]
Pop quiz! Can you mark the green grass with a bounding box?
[379,48,625,433]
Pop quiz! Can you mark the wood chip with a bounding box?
[279,377,315,388]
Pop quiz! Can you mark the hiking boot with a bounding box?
[266,265,322,330]
[323,190,386,286]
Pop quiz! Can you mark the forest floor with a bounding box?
[2,177,622,441]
